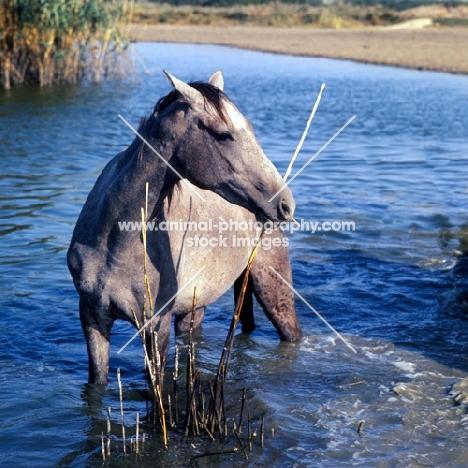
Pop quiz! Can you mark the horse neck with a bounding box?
[101,124,178,231]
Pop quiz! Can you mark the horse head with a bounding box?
[152,70,295,223]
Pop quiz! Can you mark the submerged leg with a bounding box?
[234,272,255,335]
[79,296,114,385]
[174,307,205,334]
[249,231,302,342]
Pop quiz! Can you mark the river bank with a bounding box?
[131,24,468,74]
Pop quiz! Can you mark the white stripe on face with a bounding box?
[224,101,248,131]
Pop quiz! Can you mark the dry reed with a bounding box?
[283,83,325,182]
[204,236,262,440]
[100,182,267,461]
[101,432,106,461]
[0,0,133,89]
[117,368,127,455]
[132,181,168,447]
[106,407,111,457]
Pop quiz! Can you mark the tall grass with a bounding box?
[0,0,133,89]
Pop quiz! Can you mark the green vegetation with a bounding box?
[147,0,321,5]
[132,1,401,27]
[346,0,464,12]
[143,0,466,8]
[434,17,468,27]
[0,0,133,89]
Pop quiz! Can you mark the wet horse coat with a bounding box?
[68,71,301,384]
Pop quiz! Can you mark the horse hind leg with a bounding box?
[79,296,115,385]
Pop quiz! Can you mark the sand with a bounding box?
[131,24,468,75]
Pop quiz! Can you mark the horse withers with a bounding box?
[68,70,301,385]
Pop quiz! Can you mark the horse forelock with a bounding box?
[137,82,230,143]
[151,81,229,125]
[190,82,229,124]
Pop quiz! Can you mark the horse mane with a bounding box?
[138,81,229,135]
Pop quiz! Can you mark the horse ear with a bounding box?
[208,70,224,91]
[163,70,203,105]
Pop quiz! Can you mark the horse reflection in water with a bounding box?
[68,70,301,385]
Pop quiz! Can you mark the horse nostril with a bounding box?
[280,198,293,220]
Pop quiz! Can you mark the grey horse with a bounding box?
[68,70,301,385]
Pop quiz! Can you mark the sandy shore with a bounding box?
[131,24,468,74]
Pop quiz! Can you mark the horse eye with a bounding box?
[215,131,233,142]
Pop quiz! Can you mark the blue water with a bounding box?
[1,42,468,467]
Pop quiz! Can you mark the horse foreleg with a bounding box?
[249,234,302,342]
[79,297,114,385]
[174,307,205,334]
[234,272,255,335]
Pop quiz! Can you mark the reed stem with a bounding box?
[173,344,179,426]
[238,387,246,435]
[135,412,140,454]
[106,406,112,456]
[260,415,265,447]
[283,83,326,182]
[117,368,126,455]
[101,432,106,461]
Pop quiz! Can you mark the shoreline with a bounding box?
[131,24,468,75]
